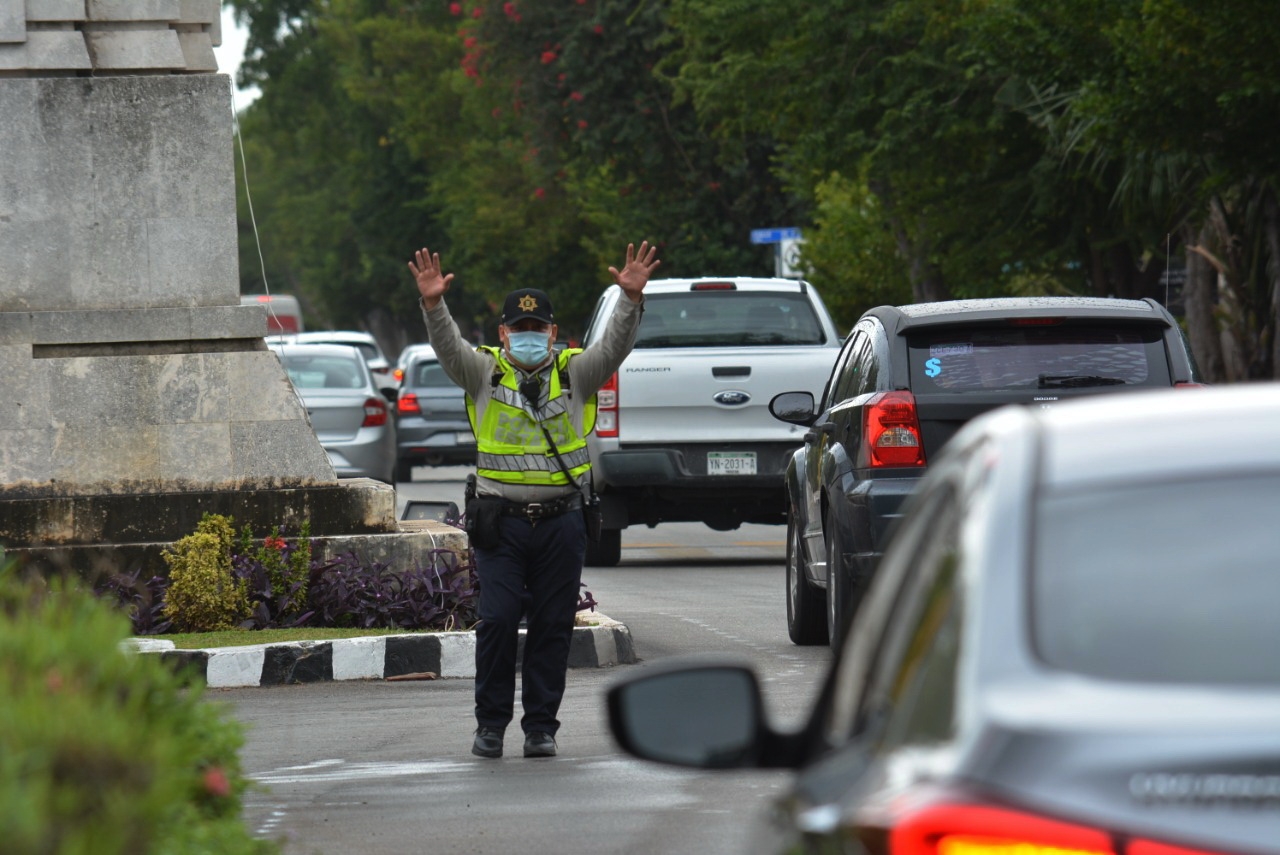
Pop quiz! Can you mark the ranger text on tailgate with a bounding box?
[581,278,842,566]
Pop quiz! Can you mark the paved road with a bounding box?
[220,467,832,854]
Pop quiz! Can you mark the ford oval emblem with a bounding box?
[713,390,751,406]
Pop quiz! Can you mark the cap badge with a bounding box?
[518,295,539,312]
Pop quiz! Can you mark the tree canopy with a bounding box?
[226,0,1280,379]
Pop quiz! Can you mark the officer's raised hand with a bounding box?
[609,241,661,303]
[409,248,454,310]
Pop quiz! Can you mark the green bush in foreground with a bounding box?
[0,563,276,855]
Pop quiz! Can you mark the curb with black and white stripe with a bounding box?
[126,614,635,689]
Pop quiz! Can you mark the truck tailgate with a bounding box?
[616,346,835,443]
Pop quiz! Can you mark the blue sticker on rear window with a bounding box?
[925,358,942,377]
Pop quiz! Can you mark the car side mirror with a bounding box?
[769,391,818,426]
[607,658,770,769]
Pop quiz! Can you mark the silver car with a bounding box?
[282,331,396,394]
[393,347,475,481]
[270,342,397,483]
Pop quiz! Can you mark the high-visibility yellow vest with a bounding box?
[467,347,597,486]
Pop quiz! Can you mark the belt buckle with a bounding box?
[525,502,545,521]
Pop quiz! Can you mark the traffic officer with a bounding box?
[408,242,660,759]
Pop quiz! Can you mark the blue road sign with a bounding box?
[750,227,802,245]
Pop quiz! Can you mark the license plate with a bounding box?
[707,452,756,475]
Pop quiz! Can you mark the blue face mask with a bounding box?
[507,330,551,366]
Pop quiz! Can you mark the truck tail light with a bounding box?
[863,390,925,468]
[595,372,619,437]
[362,397,388,427]
[396,392,420,415]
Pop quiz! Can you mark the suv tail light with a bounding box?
[362,397,388,427]
[887,796,1221,855]
[595,372,619,437]
[396,392,421,415]
[863,390,925,468]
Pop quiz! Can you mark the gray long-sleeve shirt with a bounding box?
[421,292,643,502]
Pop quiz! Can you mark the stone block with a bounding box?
[331,636,387,681]
[0,0,23,43]
[83,25,186,71]
[0,315,34,347]
[0,29,91,71]
[174,28,216,72]
[228,351,306,422]
[229,420,337,485]
[27,0,85,23]
[0,344,50,429]
[0,429,53,489]
[90,77,234,221]
[86,0,181,22]
[147,216,239,303]
[177,0,218,26]
[0,81,93,224]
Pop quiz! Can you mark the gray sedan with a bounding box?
[271,342,397,484]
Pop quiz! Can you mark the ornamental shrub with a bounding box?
[161,514,250,632]
[0,558,277,854]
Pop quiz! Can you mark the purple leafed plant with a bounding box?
[305,548,480,632]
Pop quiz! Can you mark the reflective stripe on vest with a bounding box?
[467,347,596,486]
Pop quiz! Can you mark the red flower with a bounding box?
[472,6,482,17]
[503,2,517,17]
[492,107,502,117]
[593,24,604,35]
[569,91,583,101]
[203,767,232,799]
[449,2,461,15]
[534,187,546,199]
[463,36,477,48]
[577,119,589,129]
[540,50,557,64]
[264,535,287,550]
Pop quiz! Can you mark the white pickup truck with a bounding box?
[580,278,842,565]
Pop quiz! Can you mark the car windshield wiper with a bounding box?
[1037,374,1128,388]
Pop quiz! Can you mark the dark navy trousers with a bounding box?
[472,506,587,735]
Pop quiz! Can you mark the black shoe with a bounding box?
[472,727,504,758]
[523,731,557,758]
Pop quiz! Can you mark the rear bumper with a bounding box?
[592,444,799,528]
[833,470,924,563]
[395,418,476,462]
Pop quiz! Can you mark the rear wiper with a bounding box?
[1037,374,1127,388]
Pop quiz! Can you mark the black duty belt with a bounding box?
[499,493,583,521]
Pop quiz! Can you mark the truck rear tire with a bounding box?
[585,528,622,567]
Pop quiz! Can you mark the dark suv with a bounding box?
[770,296,1201,647]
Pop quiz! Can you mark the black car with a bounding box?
[609,382,1280,855]
[769,296,1200,647]
[393,346,476,481]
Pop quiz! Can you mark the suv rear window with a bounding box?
[907,324,1171,391]
[636,291,827,348]
[1032,474,1280,685]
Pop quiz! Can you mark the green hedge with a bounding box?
[0,563,277,855]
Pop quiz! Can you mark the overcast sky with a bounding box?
[212,6,260,112]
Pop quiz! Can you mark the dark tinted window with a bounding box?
[635,291,827,348]
[907,324,1171,392]
[411,360,454,389]
[1033,474,1280,685]
[831,336,870,403]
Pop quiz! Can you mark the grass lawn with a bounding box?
[152,627,437,650]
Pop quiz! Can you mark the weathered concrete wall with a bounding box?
[0,5,338,502]
[0,0,221,75]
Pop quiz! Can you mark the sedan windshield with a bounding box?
[1032,473,1280,685]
